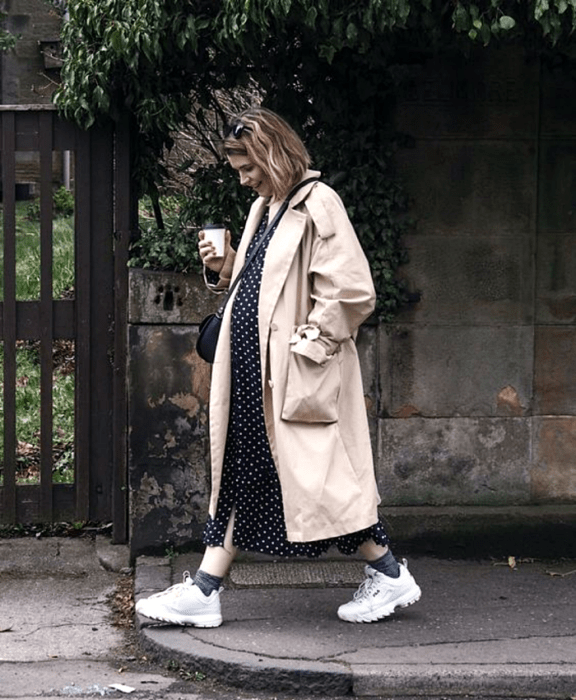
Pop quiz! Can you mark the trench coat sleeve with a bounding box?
[290,184,376,365]
[203,247,237,293]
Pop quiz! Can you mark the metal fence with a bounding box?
[0,107,133,542]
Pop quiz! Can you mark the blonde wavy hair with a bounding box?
[223,107,311,201]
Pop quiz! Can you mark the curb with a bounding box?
[137,621,353,695]
[352,664,576,698]
[136,619,576,698]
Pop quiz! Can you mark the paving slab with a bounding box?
[0,536,177,699]
[0,538,123,663]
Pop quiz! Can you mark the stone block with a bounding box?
[129,268,220,324]
[532,417,576,502]
[377,417,531,506]
[128,324,212,555]
[356,324,379,454]
[397,233,534,325]
[541,66,576,137]
[538,141,576,234]
[536,234,576,324]
[533,326,576,415]
[379,325,533,418]
[357,324,378,411]
[396,141,536,237]
[394,47,539,139]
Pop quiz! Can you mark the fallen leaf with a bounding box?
[508,556,517,569]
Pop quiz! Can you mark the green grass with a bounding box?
[0,201,75,300]
[0,201,76,485]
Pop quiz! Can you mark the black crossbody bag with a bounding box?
[196,177,319,363]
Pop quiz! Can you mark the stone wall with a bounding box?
[385,47,576,513]
[128,47,576,557]
[128,271,219,554]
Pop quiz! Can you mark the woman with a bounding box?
[136,107,421,627]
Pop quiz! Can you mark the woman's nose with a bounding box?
[239,172,249,186]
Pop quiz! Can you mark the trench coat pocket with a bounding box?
[281,349,340,423]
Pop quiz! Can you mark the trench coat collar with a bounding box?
[258,171,321,361]
[228,171,321,366]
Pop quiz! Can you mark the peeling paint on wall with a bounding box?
[497,385,524,416]
[169,392,200,418]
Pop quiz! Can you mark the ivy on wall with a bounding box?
[55,0,576,321]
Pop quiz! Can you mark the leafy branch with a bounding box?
[55,0,576,321]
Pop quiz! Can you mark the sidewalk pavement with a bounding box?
[0,536,177,699]
[135,550,576,697]
[1,536,575,698]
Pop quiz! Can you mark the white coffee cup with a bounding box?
[203,223,226,258]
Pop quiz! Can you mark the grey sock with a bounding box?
[369,549,400,578]
[194,569,223,597]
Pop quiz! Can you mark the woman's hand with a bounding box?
[198,229,231,273]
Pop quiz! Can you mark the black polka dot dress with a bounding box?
[203,210,389,557]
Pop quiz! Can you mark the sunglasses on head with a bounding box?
[225,121,252,139]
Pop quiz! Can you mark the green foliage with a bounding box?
[448,0,576,47]
[55,0,576,154]
[0,11,20,52]
[53,186,75,217]
[55,0,576,320]
[26,187,75,222]
[314,134,411,319]
[130,164,253,273]
[54,0,225,196]
[130,215,200,274]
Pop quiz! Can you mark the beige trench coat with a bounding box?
[206,171,381,542]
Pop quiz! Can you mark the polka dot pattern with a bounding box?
[203,210,389,557]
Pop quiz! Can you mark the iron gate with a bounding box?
[0,107,134,543]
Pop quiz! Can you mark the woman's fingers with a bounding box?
[198,229,228,272]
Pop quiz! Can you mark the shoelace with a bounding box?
[148,571,193,599]
[353,573,377,601]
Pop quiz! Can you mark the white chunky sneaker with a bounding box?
[135,571,222,627]
[338,559,421,623]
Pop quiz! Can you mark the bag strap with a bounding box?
[214,176,319,317]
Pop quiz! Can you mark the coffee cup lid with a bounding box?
[203,223,225,229]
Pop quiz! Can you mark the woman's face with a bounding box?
[228,153,273,199]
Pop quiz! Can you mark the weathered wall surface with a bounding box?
[128,271,218,554]
[128,47,576,556]
[387,47,576,514]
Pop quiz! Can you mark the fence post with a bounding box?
[111,113,135,544]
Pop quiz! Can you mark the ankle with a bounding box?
[194,569,223,597]
[369,549,400,579]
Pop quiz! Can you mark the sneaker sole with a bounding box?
[338,586,422,623]
[137,609,223,627]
